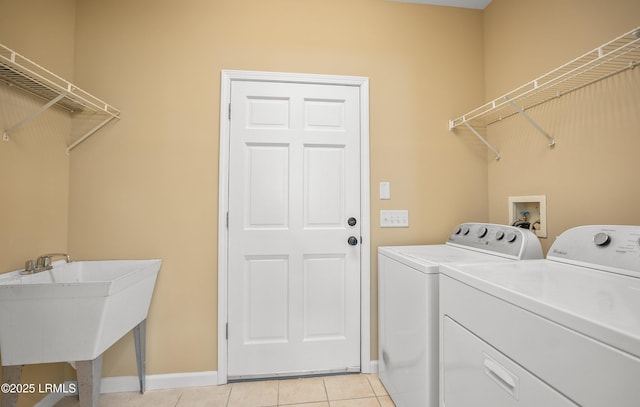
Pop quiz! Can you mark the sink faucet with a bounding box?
[22,253,72,274]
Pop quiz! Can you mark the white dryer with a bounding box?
[440,225,640,407]
[378,223,542,407]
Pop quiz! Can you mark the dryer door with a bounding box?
[442,317,578,407]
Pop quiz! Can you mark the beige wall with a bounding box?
[483,0,640,253]
[69,0,487,377]
[0,0,76,404]
[0,0,74,273]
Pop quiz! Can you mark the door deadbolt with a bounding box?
[347,217,357,227]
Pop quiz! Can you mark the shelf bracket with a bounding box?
[504,96,555,148]
[463,121,501,161]
[3,93,67,141]
[66,115,119,154]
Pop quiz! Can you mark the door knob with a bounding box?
[348,236,359,246]
[347,217,357,227]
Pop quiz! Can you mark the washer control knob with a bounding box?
[477,226,488,238]
[495,231,505,241]
[462,226,470,235]
[454,227,462,235]
[593,232,611,247]
[506,232,517,243]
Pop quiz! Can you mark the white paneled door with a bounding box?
[227,80,361,378]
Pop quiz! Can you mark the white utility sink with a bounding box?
[0,259,161,366]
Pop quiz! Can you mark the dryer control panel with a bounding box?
[446,223,542,260]
[547,225,640,277]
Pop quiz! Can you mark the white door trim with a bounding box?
[217,70,370,384]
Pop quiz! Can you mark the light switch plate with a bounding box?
[380,210,409,227]
[379,182,390,200]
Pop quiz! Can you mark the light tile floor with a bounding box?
[54,374,395,407]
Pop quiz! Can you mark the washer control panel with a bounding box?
[547,225,640,276]
[447,223,542,259]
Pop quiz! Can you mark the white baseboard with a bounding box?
[100,362,373,392]
[35,371,217,405]
[101,370,218,393]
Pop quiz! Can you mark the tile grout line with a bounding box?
[365,375,377,400]
[322,376,330,407]
[366,375,383,407]
[173,391,184,407]
[225,382,234,407]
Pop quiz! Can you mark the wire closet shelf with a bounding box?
[0,43,121,153]
[448,26,640,160]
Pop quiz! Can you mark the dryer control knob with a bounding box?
[593,232,611,247]
[477,226,488,238]
[462,226,470,235]
[454,227,462,235]
[506,232,517,243]
[495,231,505,240]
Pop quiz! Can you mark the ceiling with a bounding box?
[391,0,492,9]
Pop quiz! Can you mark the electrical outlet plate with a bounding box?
[380,210,409,228]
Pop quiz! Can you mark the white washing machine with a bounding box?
[440,225,640,407]
[378,223,542,407]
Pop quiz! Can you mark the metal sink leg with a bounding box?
[133,319,147,393]
[1,365,22,407]
[77,355,103,407]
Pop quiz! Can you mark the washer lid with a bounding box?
[378,245,513,274]
[441,260,640,358]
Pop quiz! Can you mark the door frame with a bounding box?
[217,70,370,384]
